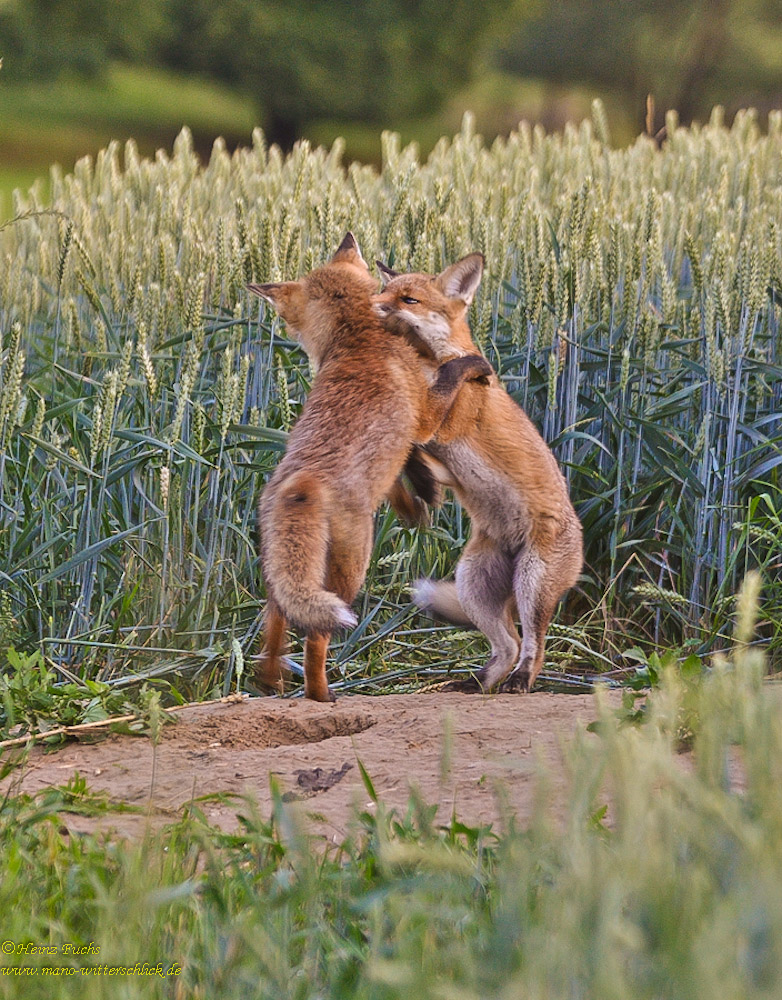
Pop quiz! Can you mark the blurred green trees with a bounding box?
[0,0,779,146]
[0,0,526,146]
[498,0,782,125]
[0,0,164,79]
[158,0,526,145]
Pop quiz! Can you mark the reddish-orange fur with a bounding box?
[249,236,491,701]
[374,255,583,692]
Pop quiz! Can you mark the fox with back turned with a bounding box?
[248,234,492,701]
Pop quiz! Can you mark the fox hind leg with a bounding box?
[302,632,334,702]
[504,522,582,693]
[502,548,553,693]
[454,533,519,692]
[302,513,373,703]
[255,600,288,694]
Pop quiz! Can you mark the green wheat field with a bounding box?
[0,104,781,996]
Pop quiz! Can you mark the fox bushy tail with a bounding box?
[411,579,476,627]
[261,472,357,633]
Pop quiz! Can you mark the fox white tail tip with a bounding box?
[335,604,358,630]
[410,578,476,627]
[411,578,437,610]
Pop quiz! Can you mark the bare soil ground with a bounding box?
[7,691,609,841]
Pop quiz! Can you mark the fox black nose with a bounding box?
[373,302,391,316]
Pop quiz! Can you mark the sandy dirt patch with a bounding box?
[7,691,608,841]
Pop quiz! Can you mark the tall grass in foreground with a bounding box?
[0,105,780,704]
[1,582,781,998]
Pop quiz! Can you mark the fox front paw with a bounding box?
[434,354,493,393]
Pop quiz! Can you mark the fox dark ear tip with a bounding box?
[248,282,283,303]
[336,231,359,253]
[376,260,400,278]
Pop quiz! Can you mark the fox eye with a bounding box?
[401,296,419,305]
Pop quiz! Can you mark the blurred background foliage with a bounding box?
[499,0,782,127]
[158,0,521,148]
[0,0,781,211]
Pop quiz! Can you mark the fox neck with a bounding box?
[300,306,379,372]
[444,313,476,359]
[418,309,474,362]
[296,327,328,371]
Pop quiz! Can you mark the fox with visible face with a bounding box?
[373,254,583,693]
[248,234,492,701]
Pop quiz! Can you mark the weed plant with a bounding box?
[0,105,780,712]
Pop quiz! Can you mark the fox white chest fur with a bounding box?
[426,439,531,551]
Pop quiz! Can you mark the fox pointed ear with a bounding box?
[335,231,360,255]
[435,253,484,306]
[247,281,298,311]
[331,231,367,269]
[375,260,400,288]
